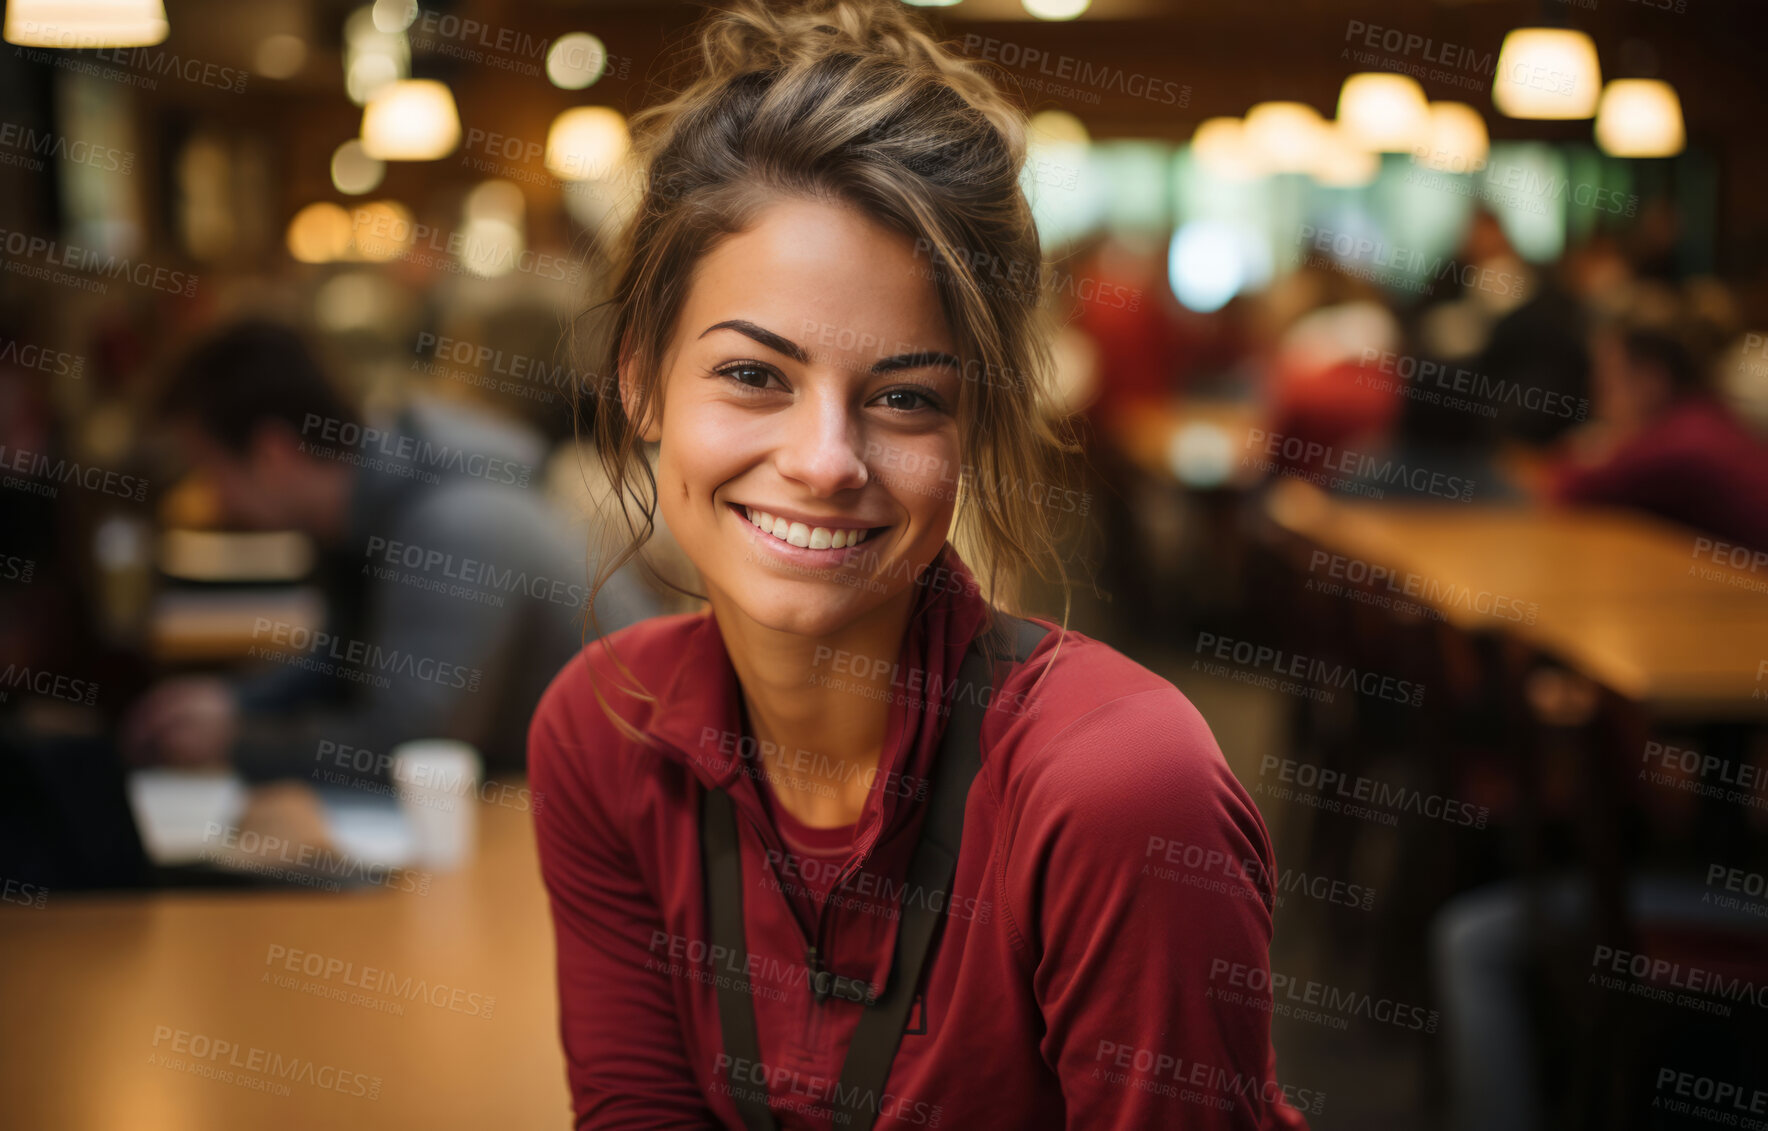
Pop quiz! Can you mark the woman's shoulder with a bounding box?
[989,622,1266,842]
[996,622,1219,764]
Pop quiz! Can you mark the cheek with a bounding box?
[871,433,962,515]
[654,411,737,540]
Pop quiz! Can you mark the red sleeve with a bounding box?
[1003,689,1315,1129]
[529,676,722,1129]
[1548,414,1696,509]
[1549,448,1649,507]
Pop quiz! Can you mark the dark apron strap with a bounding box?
[702,785,781,1131]
[706,613,1050,1131]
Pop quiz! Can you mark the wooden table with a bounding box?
[0,790,570,1130]
[1263,478,1768,718]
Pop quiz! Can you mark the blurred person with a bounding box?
[1327,354,1528,505]
[122,320,660,783]
[1411,210,1535,371]
[1069,232,1194,432]
[1440,208,1536,329]
[1626,197,1685,283]
[528,2,1312,1128]
[1547,322,1768,551]
[1473,235,1616,450]
[1434,869,1768,1131]
[1259,264,1405,486]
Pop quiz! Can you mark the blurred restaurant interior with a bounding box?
[3,0,1768,1127]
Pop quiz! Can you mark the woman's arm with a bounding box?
[1004,689,1314,1130]
[529,705,722,1129]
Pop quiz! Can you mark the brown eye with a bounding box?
[875,387,938,414]
[717,362,779,390]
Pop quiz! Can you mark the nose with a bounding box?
[772,384,868,497]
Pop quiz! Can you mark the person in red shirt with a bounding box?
[528,2,1312,1127]
[1550,323,1768,551]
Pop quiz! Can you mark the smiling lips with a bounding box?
[740,505,877,550]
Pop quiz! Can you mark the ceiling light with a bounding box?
[1244,101,1328,174]
[361,80,461,161]
[1595,79,1685,157]
[4,0,167,48]
[1337,72,1430,152]
[1492,27,1601,119]
[1412,101,1490,174]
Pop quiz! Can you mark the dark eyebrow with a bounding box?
[698,320,806,363]
[699,319,959,375]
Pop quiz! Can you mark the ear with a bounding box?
[618,335,663,444]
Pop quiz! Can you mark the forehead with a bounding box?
[677,195,956,367]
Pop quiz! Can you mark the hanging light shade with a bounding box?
[1023,0,1090,18]
[1413,102,1490,174]
[1492,27,1601,120]
[4,0,168,47]
[1336,73,1430,152]
[361,80,461,160]
[1190,118,1266,181]
[545,107,630,181]
[1595,79,1685,158]
[1310,123,1380,188]
[1244,102,1328,174]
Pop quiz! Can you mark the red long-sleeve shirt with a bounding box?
[529,547,1314,1130]
[1550,395,1768,552]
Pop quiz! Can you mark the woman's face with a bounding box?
[640,196,964,638]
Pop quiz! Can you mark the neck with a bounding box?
[709,583,921,829]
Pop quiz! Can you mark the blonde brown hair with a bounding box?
[578,0,1079,730]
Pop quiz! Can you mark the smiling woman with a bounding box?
[528,1,1311,1129]
[634,197,973,645]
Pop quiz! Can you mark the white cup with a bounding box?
[391,739,482,872]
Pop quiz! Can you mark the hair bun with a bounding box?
[698,0,947,76]
[651,0,1022,161]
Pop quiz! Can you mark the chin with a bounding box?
[744,603,862,639]
[718,573,882,638]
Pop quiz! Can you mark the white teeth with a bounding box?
[741,506,872,551]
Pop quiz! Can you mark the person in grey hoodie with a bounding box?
[122,319,660,788]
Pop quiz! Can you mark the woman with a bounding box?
[530,2,1310,1127]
